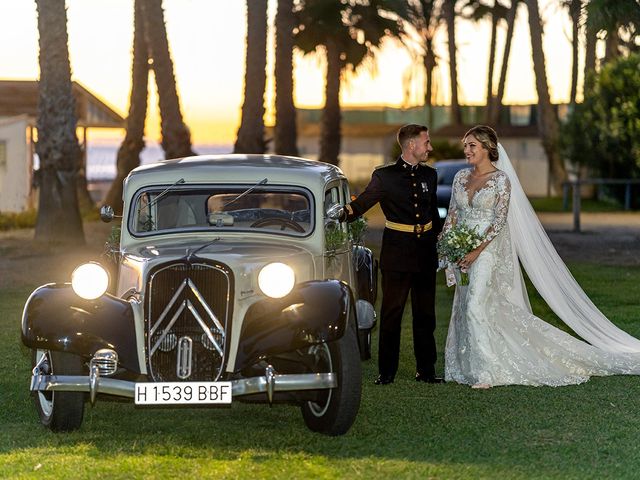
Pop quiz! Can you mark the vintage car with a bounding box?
[22,155,378,436]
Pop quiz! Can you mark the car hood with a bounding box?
[116,238,318,298]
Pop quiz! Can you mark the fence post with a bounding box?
[625,183,632,210]
[572,181,581,233]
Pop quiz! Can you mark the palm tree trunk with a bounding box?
[274,0,298,156]
[485,12,498,122]
[443,0,462,125]
[76,135,94,213]
[569,0,581,106]
[525,0,566,194]
[104,0,149,214]
[318,39,342,166]
[604,30,620,63]
[34,0,84,245]
[584,13,597,92]
[140,0,194,159]
[234,0,268,154]
[491,0,518,126]
[424,42,436,127]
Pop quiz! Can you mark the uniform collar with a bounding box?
[398,156,419,171]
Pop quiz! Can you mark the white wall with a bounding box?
[500,138,549,197]
[0,116,32,212]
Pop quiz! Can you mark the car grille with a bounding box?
[146,261,232,382]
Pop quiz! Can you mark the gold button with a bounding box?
[413,183,416,187]
[414,194,417,198]
[414,203,418,207]
[411,173,415,177]
[417,234,421,238]
[415,214,420,218]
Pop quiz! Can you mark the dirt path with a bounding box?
[0,222,112,290]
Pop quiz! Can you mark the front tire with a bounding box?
[32,349,85,432]
[301,324,362,435]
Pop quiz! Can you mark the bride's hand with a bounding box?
[458,248,481,270]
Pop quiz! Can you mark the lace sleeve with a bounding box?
[441,172,461,236]
[483,172,511,243]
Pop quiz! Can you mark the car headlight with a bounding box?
[71,262,109,300]
[258,262,295,298]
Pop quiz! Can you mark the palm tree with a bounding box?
[491,0,518,126]
[34,0,84,244]
[140,0,194,159]
[295,0,407,165]
[462,0,509,123]
[583,6,597,92]
[274,0,298,156]
[234,0,268,154]
[524,0,566,193]
[442,0,462,125]
[565,0,582,106]
[406,0,440,126]
[586,0,640,64]
[104,0,149,213]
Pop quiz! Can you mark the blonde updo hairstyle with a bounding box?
[464,125,499,163]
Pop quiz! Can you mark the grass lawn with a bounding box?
[2,264,640,479]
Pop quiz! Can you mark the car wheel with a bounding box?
[32,349,85,432]
[301,324,362,436]
[357,328,372,361]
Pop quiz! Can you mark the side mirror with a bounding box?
[326,203,344,221]
[100,205,115,223]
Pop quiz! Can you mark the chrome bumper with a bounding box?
[30,366,337,405]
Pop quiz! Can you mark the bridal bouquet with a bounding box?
[437,223,483,286]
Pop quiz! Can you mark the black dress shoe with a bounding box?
[415,372,444,384]
[374,374,394,385]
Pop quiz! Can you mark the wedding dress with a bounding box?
[443,145,640,387]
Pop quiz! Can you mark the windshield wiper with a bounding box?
[222,178,268,209]
[185,237,221,262]
[147,178,186,209]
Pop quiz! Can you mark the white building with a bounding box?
[0,80,124,212]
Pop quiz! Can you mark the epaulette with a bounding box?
[419,162,437,169]
[374,162,395,170]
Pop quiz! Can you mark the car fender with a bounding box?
[21,284,141,373]
[234,280,354,372]
[353,245,378,305]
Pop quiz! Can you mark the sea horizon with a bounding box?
[86,142,233,182]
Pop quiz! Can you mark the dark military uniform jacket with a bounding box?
[347,157,442,272]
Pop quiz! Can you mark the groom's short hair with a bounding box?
[397,124,429,149]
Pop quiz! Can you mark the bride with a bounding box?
[442,125,640,388]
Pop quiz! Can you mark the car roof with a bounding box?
[434,159,467,166]
[124,154,346,194]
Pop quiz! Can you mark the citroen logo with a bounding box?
[176,336,193,379]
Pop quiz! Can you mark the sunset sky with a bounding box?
[0,0,586,146]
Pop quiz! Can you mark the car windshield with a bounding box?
[130,186,313,236]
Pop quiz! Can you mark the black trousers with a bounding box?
[378,269,437,378]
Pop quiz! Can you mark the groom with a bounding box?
[342,124,442,384]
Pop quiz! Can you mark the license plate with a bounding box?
[134,382,233,405]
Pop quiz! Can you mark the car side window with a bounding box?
[324,187,339,213]
[324,184,348,252]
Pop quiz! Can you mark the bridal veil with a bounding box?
[496,144,640,353]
